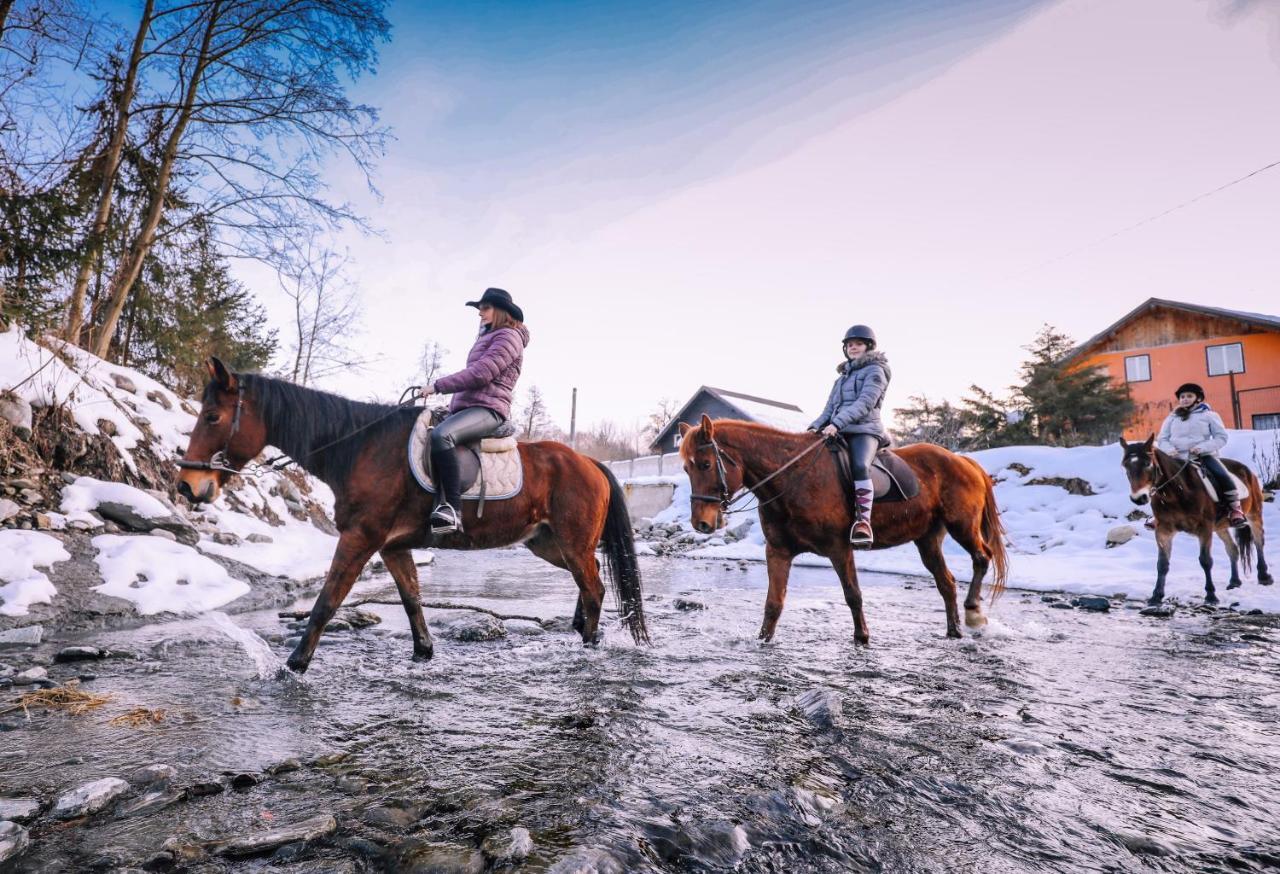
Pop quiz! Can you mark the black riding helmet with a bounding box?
[842,324,876,350]
[1174,382,1205,401]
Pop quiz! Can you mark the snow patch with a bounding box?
[60,476,170,519]
[91,534,250,614]
[0,530,69,616]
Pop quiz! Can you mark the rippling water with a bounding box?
[4,550,1279,872]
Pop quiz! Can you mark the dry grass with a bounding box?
[107,706,168,727]
[0,681,114,717]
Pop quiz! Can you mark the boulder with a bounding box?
[0,821,30,865]
[1106,525,1137,548]
[0,798,41,824]
[209,813,336,857]
[109,373,137,394]
[394,840,486,874]
[52,777,130,819]
[1027,476,1095,496]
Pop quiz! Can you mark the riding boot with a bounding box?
[1224,492,1247,528]
[430,448,464,534]
[850,480,874,548]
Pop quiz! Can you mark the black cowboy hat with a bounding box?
[1174,382,1205,400]
[466,287,524,323]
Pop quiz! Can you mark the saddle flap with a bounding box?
[407,409,524,500]
[870,450,920,502]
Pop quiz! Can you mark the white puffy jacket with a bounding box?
[1156,403,1228,458]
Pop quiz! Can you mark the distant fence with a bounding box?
[606,452,683,480]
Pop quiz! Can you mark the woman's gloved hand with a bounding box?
[821,424,839,438]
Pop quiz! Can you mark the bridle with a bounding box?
[176,388,244,475]
[690,434,826,514]
[1130,448,1192,497]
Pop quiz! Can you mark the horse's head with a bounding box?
[1119,434,1158,504]
[679,414,744,534]
[177,357,267,503]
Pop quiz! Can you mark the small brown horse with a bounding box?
[178,358,649,672]
[1120,436,1272,606]
[679,415,1008,643]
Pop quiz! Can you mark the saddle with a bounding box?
[407,409,524,516]
[1191,460,1246,505]
[827,442,920,504]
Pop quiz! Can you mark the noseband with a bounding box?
[176,389,244,475]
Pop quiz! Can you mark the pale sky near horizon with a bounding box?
[236,0,1280,436]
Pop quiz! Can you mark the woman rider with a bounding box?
[808,325,891,548]
[1156,382,1247,528]
[419,288,529,534]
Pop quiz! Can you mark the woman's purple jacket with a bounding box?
[433,324,530,420]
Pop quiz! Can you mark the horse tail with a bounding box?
[973,457,1009,602]
[1234,470,1261,576]
[591,460,651,645]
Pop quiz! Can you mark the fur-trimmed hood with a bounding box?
[837,350,891,381]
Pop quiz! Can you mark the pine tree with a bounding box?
[1015,324,1132,446]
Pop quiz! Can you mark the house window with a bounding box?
[672,431,683,448]
[1124,354,1151,382]
[1206,342,1244,376]
[1254,413,1280,431]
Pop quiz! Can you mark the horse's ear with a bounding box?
[700,413,715,438]
[1143,433,1155,451]
[1118,439,1128,454]
[678,422,692,438]
[207,356,237,392]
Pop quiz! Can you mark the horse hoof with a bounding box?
[1227,580,1242,590]
[1260,575,1274,586]
[855,634,870,646]
[1204,596,1219,607]
[964,609,987,629]
[285,653,310,674]
[1146,596,1163,607]
[412,647,434,662]
[947,627,962,639]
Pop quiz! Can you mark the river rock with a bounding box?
[0,499,19,524]
[1140,605,1175,618]
[52,777,130,819]
[444,615,507,642]
[266,757,302,775]
[116,789,184,818]
[1072,596,1111,612]
[672,598,706,611]
[483,827,533,862]
[794,688,842,728]
[1106,524,1137,548]
[128,763,177,787]
[54,646,104,663]
[0,626,42,647]
[0,821,30,865]
[394,839,485,874]
[209,813,337,857]
[13,667,47,685]
[95,501,198,544]
[341,607,382,629]
[0,798,41,824]
[1049,601,1074,610]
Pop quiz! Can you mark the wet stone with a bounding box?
[794,688,842,729]
[116,790,184,819]
[51,776,129,819]
[13,667,47,685]
[186,780,225,797]
[54,645,104,663]
[1049,602,1074,610]
[542,615,576,633]
[0,626,42,647]
[1072,596,1111,612]
[0,798,41,824]
[266,757,302,775]
[444,614,507,642]
[229,773,260,790]
[393,839,486,874]
[128,763,177,787]
[1140,605,1176,618]
[0,821,31,866]
[209,812,337,857]
[672,598,706,611]
[361,803,422,830]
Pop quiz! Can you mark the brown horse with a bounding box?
[177,358,649,672]
[679,415,1008,643]
[1120,436,1272,606]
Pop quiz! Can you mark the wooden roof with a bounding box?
[1061,298,1280,364]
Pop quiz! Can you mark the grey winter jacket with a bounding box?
[809,351,891,445]
[1156,403,1228,459]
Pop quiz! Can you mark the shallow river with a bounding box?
[4,550,1279,872]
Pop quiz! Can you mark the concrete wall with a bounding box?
[621,482,676,523]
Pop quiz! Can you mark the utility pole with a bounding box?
[1228,370,1242,429]
[569,388,578,449]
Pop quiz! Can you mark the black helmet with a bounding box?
[1174,383,1205,401]
[842,324,876,349]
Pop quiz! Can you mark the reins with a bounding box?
[691,435,827,515]
[1149,453,1193,497]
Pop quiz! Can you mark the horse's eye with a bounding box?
[204,414,220,425]
[698,461,711,471]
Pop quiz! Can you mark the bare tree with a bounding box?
[517,385,553,440]
[88,0,389,358]
[640,396,680,448]
[418,339,448,385]
[280,240,363,386]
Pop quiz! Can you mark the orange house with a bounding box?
[1062,298,1280,438]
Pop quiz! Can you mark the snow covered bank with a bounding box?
[0,531,69,616]
[640,433,1280,611]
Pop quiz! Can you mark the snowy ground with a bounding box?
[0,326,343,619]
[649,432,1280,611]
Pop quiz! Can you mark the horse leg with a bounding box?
[913,528,961,639]
[380,548,434,661]
[288,531,381,673]
[1199,531,1218,606]
[760,544,795,642]
[1149,527,1173,606]
[527,527,604,645]
[1254,512,1273,585]
[1215,527,1242,590]
[944,519,991,628]
[826,546,870,645]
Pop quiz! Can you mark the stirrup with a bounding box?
[850,518,874,548]
[1228,508,1248,529]
[430,502,463,534]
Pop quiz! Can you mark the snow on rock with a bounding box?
[91,534,249,615]
[0,530,69,616]
[61,476,170,520]
[649,432,1280,612]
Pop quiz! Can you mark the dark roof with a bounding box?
[651,385,808,449]
[1062,297,1280,365]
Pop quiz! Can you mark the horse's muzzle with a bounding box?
[1130,493,1149,506]
[694,519,715,535]
[178,478,216,503]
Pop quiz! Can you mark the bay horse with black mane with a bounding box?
[1120,435,1271,606]
[177,358,649,673]
[680,415,1008,643]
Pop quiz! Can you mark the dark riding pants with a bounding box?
[844,434,879,481]
[430,407,502,508]
[1198,454,1238,500]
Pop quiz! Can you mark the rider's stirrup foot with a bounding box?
[850,519,874,548]
[430,503,463,534]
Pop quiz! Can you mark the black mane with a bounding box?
[216,374,419,488]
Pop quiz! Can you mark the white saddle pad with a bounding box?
[407,409,523,500]
[1194,464,1245,503]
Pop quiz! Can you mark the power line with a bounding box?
[1004,157,1280,281]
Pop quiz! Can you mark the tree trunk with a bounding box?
[64,0,154,344]
[92,2,220,360]
[0,0,15,38]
